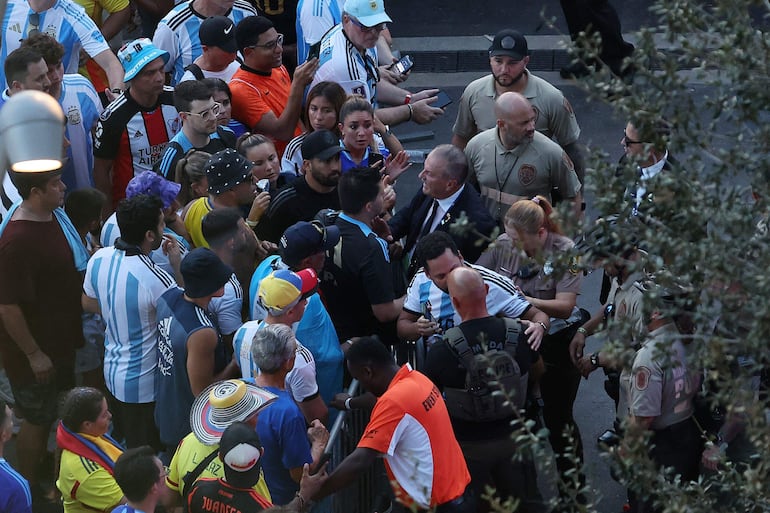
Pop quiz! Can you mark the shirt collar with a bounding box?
[640,150,668,180]
[338,212,373,237]
[435,184,465,212]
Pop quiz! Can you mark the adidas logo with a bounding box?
[133,130,144,138]
[9,22,21,33]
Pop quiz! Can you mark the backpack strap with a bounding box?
[502,318,521,351]
[182,446,219,496]
[183,63,205,80]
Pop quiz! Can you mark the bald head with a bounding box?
[495,92,536,149]
[448,267,489,320]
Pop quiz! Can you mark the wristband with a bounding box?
[403,94,412,105]
[537,321,547,331]
[344,397,352,410]
[245,219,258,228]
[577,327,588,336]
[406,103,413,122]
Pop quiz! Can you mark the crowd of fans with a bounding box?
[0,0,758,513]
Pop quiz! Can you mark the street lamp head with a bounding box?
[0,89,65,173]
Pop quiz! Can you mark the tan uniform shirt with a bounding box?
[452,71,581,145]
[476,232,581,300]
[619,322,697,430]
[465,128,581,222]
[605,270,647,347]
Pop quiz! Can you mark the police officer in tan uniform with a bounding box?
[452,29,585,183]
[476,196,586,505]
[618,282,701,513]
[464,92,582,225]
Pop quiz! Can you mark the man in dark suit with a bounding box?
[388,144,496,277]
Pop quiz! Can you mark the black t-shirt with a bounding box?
[250,0,299,45]
[187,478,272,513]
[320,215,397,343]
[422,316,532,441]
[255,177,340,242]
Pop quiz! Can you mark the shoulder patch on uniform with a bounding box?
[563,98,574,115]
[568,255,580,275]
[634,366,651,390]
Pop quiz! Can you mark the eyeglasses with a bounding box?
[184,102,221,120]
[27,12,40,37]
[248,33,284,50]
[348,17,387,34]
[622,130,643,145]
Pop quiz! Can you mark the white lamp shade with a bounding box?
[0,90,66,173]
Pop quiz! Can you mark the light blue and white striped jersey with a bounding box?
[0,458,32,513]
[153,0,258,85]
[403,262,532,333]
[60,74,103,191]
[232,320,319,402]
[312,23,378,105]
[83,247,176,403]
[208,273,243,336]
[100,212,190,276]
[0,0,109,89]
[296,0,342,65]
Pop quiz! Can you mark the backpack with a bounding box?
[442,317,526,422]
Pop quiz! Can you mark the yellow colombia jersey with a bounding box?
[167,432,272,501]
[56,450,124,513]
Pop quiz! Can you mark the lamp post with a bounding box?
[0,90,66,178]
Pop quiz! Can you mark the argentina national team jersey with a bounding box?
[403,263,532,332]
[153,0,258,85]
[295,0,342,64]
[0,0,109,89]
[83,247,176,403]
[312,24,379,105]
[233,320,319,402]
[60,74,103,190]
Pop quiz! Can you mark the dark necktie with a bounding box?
[419,199,440,239]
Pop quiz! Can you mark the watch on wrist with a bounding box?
[590,352,600,368]
[577,327,588,336]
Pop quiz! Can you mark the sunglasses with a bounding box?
[622,130,643,145]
[27,12,40,37]
[348,17,387,34]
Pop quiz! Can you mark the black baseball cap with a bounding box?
[279,220,340,267]
[301,129,343,161]
[200,16,238,53]
[181,248,233,298]
[489,29,528,61]
[219,422,263,489]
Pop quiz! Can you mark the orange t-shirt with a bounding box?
[229,65,302,159]
[358,364,470,509]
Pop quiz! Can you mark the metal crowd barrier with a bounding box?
[326,340,423,513]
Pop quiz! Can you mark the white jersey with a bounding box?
[233,320,319,402]
[0,0,109,89]
[296,0,343,64]
[280,132,306,176]
[311,24,377,104]
[404,262,532,332]
[153,0,257,85]
[208,273,243,336]
[84,247,176,403]
[177,60,241,83]
[100,213,189,277]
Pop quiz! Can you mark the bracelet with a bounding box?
[344,397,352,410]
[537,321,548,331]
[245,219,258,228]
[295,492,313,512]
[406,103,413,122]
[577,327,588,336]
[403,94,412,105]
